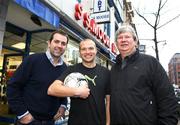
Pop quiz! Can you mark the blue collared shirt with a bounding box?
[46,50,63,66]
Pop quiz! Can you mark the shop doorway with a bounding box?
[0,53,22,117]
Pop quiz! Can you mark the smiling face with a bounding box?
[48,33,68,59]
[79,39,97,66]
[116,32,137,59]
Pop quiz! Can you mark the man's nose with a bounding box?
[121,37,127,41]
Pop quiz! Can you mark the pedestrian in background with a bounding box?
[110,24,178,125]
[48,39,110,125]
[7,30,69,125]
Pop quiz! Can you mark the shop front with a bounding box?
[0,0,118,124]
[45,0,117,68]
[0,0,82,123]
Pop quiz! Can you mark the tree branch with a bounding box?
[135,9,154,28]
[158,13,180,29]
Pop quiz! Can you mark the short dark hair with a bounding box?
[49,30,69,43]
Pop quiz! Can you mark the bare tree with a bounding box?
[135,0,179,61]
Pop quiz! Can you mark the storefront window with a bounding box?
[96,53,108,68]
[63,41,82,65]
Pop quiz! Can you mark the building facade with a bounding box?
[168,53,180,86]
[0,0,136,123]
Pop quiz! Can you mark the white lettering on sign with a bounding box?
[90,11,110,23]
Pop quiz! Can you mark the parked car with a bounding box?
[174,86,180,118]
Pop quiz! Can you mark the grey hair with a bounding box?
[115,25,138,43]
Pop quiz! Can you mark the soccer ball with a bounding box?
[64,72,88,88]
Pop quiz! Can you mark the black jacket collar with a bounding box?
[116,49,140,65]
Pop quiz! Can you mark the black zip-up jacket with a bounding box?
[110,50,178,125]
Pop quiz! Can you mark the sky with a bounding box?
[130,0,180,71]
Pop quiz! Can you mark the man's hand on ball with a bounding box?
[75,85,90,99]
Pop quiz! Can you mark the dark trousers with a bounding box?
[15,119,54,125]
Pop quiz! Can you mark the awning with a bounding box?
[14,0,59,28]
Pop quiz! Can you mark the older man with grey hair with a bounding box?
[110,24,178,125]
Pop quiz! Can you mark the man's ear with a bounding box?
[135,41,138,48]
[47,40,50,46]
